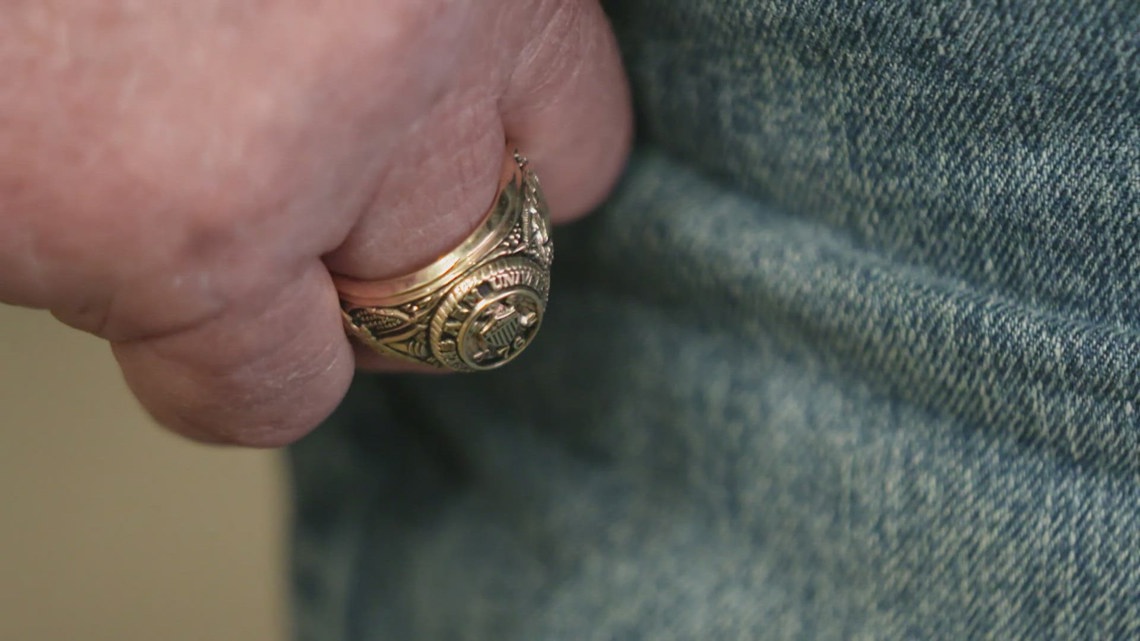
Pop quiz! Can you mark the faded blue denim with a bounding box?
[289,1,1140,639]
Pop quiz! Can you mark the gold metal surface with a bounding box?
[333,151,553,372]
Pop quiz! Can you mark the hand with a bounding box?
[0,1,631,445]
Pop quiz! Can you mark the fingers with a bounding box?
[320,1,630,375]
[324,1,631,374]
[499,0,634,222]
[322,87,507,281]
[324,1,632,283]
[110,260,354,447]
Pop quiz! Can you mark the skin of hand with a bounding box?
[0,1,632,446]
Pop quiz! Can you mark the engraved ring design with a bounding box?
[332,150,553,372]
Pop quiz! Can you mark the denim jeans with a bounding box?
[289,1,1140,638]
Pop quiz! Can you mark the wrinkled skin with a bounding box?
[0,1,632,445]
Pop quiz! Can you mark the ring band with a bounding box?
[333,150,553,372]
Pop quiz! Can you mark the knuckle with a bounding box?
[502,0,598,108]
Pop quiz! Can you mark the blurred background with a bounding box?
[0,305,287,640]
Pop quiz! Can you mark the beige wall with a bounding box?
[0,305,286,641]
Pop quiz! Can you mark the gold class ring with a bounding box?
[333,150,553,372]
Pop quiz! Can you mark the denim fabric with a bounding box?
[289,1,1140,639]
